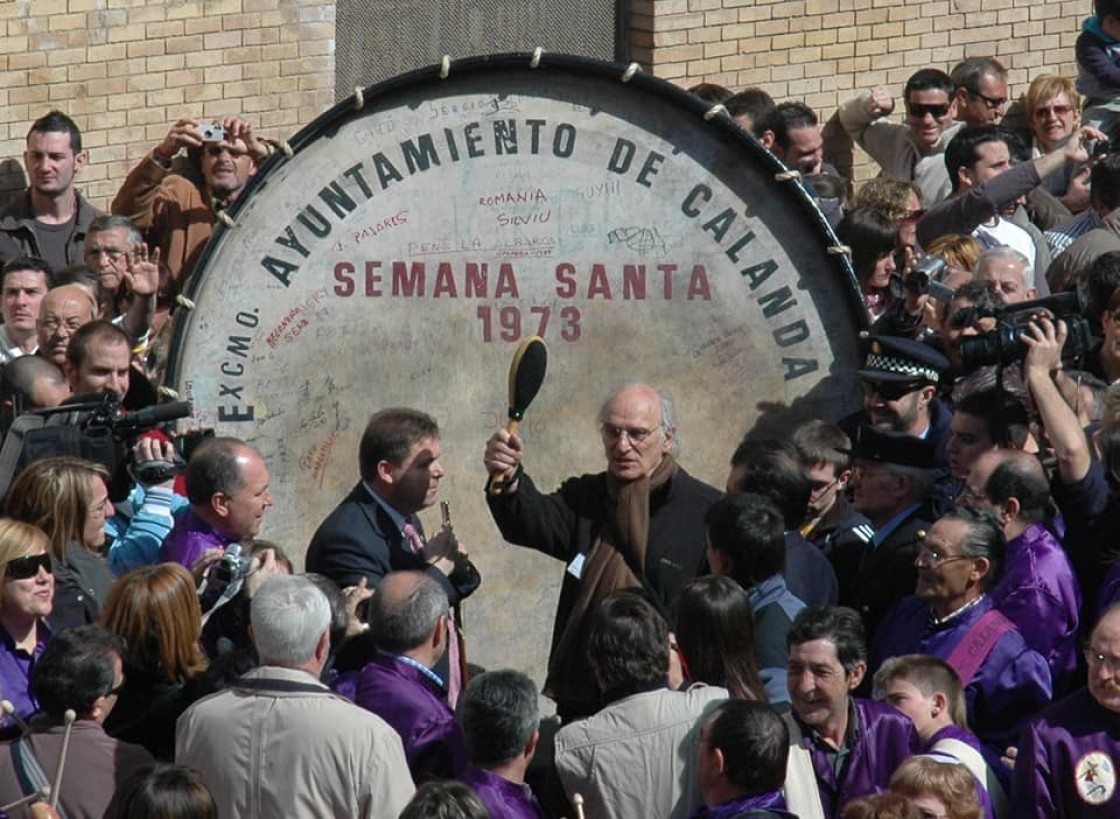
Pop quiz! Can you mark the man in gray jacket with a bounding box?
[554,591,728,819]
[176,575,415,818]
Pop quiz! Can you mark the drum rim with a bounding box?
[167,50,867,389]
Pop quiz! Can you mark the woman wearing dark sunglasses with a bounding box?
[0,519,54,739]
[5,457,116,632]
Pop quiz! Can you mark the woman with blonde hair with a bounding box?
[0,519,54,738]
[1026,74,1088,210]
[101,563,208,760]
[890,757,984,819]
[5,456,115,630]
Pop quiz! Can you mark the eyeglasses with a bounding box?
[860,380,922,402]
[1034,104,1074,118]
[105,680,125,698]
[966,89,1008,110]
[907,103,951,119]
[5,553,51,581]
[1084,647,1120,673]
[916,546,972,567]
[600,425,658,444]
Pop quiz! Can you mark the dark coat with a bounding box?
[486,467,720,717]
[305,482,481,604]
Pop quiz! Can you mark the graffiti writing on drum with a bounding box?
[265,289,330,349]
[248,118,822,382]
[330,209,410,252]
[299,430,338,489]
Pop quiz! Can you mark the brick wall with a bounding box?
[0,0,335,208]
[631,0,1086,186]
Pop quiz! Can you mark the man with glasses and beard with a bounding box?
[839,68,963,206]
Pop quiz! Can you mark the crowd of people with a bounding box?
[3,3,1120,818]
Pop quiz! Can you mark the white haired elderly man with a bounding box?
[176,575,414,817]
[973,245,1036,305]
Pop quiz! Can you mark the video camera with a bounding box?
[957,292,1093,370]
[904,255,957,302]
[0,393,192,502]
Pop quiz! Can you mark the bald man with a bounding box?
[333,571,468,785]
[36,283,96,367]
[483,382,721,721]
[962,449,1081,694]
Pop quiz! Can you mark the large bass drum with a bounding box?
[167,52,867,680]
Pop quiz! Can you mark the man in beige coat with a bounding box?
[176,575,414,819]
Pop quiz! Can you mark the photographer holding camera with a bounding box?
[111,116,275,312]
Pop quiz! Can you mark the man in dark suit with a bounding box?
[306,407,480,703]
[847,424,939,645]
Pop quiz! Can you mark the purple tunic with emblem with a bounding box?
[461,766,542,819]
[989,521,1081,694]
[1012,687,1120,818]
[333,652,468,784]
[870,595,1052,757]
[792,698,919,819]
[157,508,237,569]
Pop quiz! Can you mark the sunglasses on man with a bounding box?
[907,103,951,119]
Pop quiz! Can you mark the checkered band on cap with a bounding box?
[863,353,939,384]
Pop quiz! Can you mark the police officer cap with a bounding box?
[853,424,936,469]
[857,335,949,385]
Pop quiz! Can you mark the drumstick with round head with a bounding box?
[487,335,548,495]
[572,793,586,819]
[1,700,30,733]
[49,710,76,810]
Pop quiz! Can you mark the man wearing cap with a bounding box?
[846,424,941,643]
[870,507,1052,759]
[844,335,953,480]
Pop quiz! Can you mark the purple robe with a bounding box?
[0,625,48,739]
[989,521,1081,694]
[870,595,1052,757]
[1012,688,1120,818]
[158,508,236,568]
[461,766,542,819]
[690,789,795,818]
[792,699,919,819]
[333,652,468,784]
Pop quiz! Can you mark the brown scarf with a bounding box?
[543,454,679,705]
